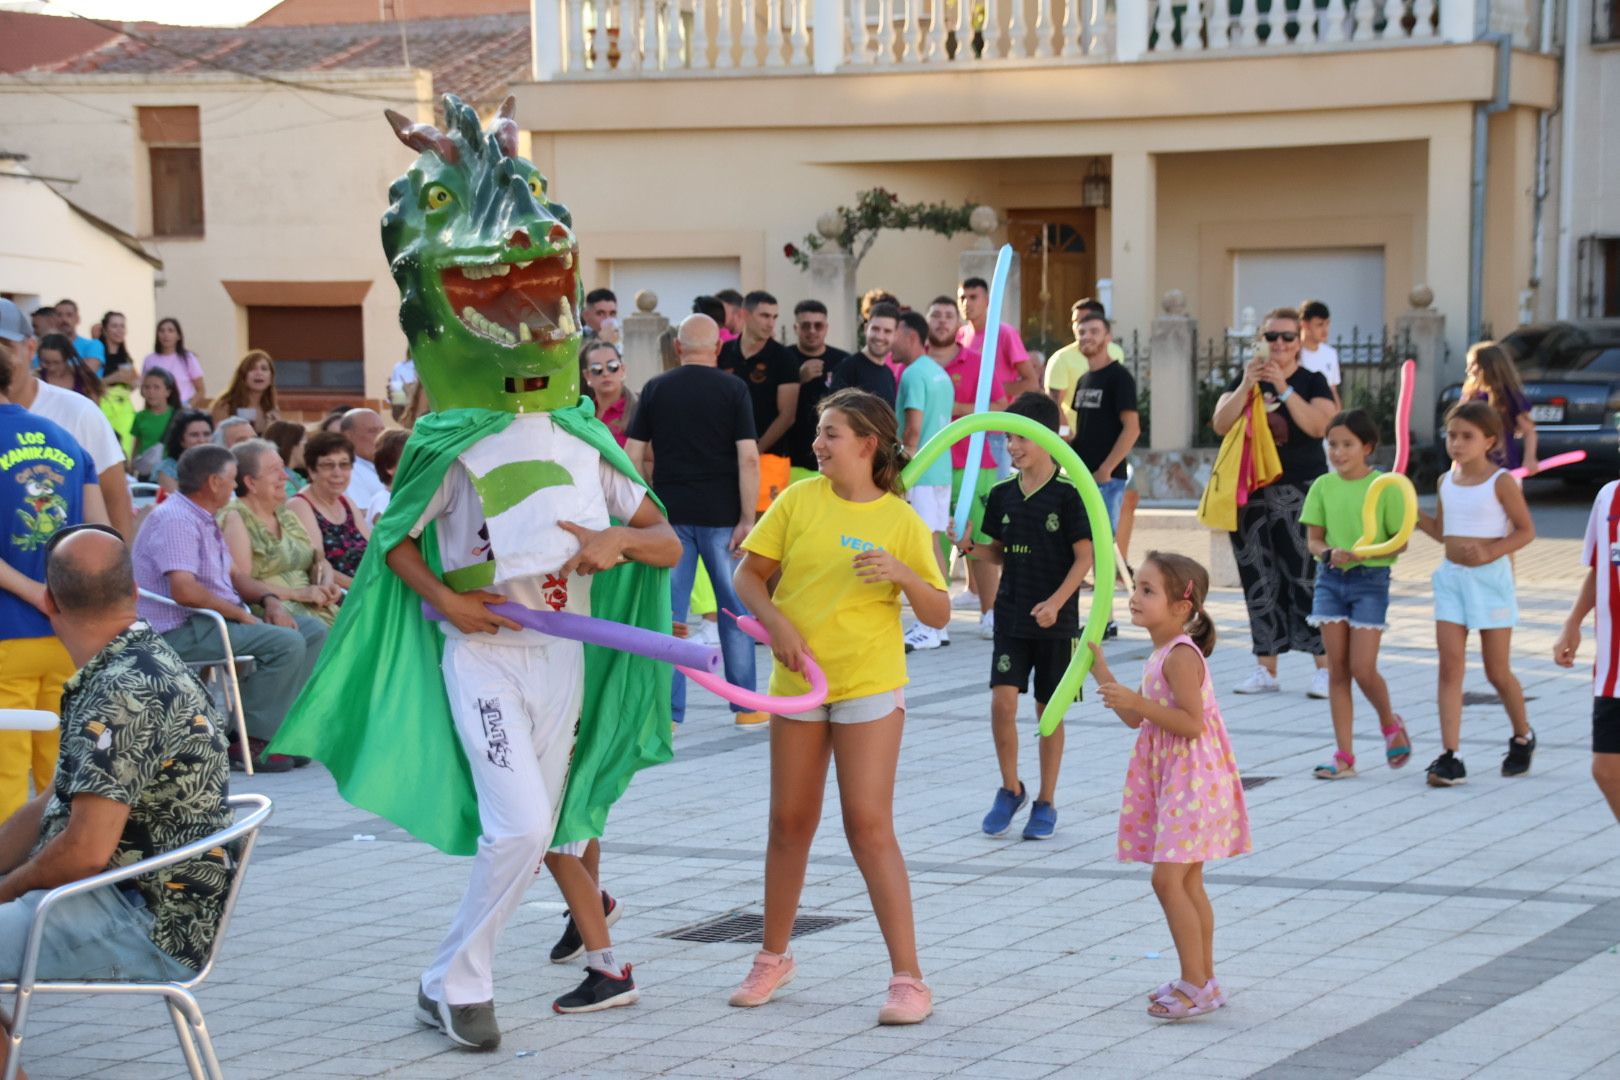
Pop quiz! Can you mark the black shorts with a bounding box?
[989,635,1075,705]
[1595,696,1620,755]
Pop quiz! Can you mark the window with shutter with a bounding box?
[139,106,203,238]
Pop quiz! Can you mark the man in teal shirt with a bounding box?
[894,310,954,651]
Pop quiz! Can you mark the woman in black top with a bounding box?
[1209,307,1337,695]
[98,310,138,387]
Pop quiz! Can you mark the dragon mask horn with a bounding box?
[384,108,459,164]
[490,96,519,159]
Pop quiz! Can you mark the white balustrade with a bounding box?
[879,0,898,61]
[663,0,685,65]
[739,0,760,65]
[618,0,638,70]
[1413,0,1438,37]
[1183,0,1204,48]
[1007,0,1030,58]
[789,0,811,64]
[1152,0,1175,49]
[927,0,949,60]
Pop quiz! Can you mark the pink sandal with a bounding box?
[1147,976,1224,1007]
[1313,750,1356,780]
[1382,716,1413,768]
[1148,978,1220,1019]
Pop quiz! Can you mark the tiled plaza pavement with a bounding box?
[17,579,1620,1080]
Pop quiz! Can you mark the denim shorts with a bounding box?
[1432,557,1518,630]
[1096,477,1127,533]
[1308,564,1392,631]
[781,688,906,724]
[0,882,196,983]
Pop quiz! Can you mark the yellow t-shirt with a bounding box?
[1044,340,1127,435]
[743,476,947,702]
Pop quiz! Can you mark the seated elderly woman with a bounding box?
[288,429,371,588]
[220,439,342,627]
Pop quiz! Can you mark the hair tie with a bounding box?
[1183,581,1196,601]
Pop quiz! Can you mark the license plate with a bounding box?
[1531,404,1564,423]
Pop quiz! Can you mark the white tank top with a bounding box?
[1440,468,1511,538]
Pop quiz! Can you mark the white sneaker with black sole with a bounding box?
[903,622,949,652]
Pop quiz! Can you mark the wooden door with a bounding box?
[1006,209,1096,355]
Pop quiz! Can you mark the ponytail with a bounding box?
[1143,550,1217,657]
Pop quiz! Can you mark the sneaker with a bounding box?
[978,610,995,639]
[734,710,769,728]
[427,997,500,1051]
[553,963,639,1014]
[1103,621,1119,640]
[981,782,1028,836]
[877,974,933,1025]
[1233,667,1280,695]
[1502,730,1536,777]
[951,589,980,610]
[903,623,949,653]
[1426,750,1468,787]
[549,891,622,964]
[728,950,795,1007]
[1308,668,1330,700]
[1022,800,1057,840]
[696,619,721,647]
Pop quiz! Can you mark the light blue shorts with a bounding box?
[0,882,196,982]
[1432,558,1518,630]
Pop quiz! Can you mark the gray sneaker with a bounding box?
[416,987,500,1051]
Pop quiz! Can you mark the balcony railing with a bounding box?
[536,0,1490,77]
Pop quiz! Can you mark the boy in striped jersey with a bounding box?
[1554,479,1620,821]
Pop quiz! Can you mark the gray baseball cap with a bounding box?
[0,298,30,342]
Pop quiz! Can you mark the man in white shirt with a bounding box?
[340,408,387,508]
[0,299,133,539]
[1298,299,1341,409]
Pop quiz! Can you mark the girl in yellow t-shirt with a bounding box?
[731,388,949,1026]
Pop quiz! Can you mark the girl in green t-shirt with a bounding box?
[130,367,182,476]
[1299,410,1413,780]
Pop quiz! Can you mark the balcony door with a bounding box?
[1007,209,1097,356]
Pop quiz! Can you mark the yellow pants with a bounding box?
[0,637,71,821]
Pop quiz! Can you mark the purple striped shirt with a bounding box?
[133,494,239,633]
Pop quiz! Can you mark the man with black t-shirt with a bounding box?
[829,302,899,407]
[626,314,764,728]
[718,291,799,457]
[784,299,847,481]
[961,393,1091,842]
[1067,311,1139,639]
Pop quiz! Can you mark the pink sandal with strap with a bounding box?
[1382,716,1413,768]
[1148,976,1224,1007]
[1148,978,1220,1019]
[1313,750,1356,780]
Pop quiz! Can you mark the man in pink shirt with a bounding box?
[958,277,1035,484]
[929,296,1007,639]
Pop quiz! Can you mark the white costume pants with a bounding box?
[421,635,585,1005]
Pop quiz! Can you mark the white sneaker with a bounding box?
[904,623,949,653]
[696,620,721,647]
[978,610,995,639]
[1308,667,1331,700]
[951,590,980,611]
[1233,666,1280,694]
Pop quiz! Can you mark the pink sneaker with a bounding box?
[877,974,932,1025]
[727,950,795,1007]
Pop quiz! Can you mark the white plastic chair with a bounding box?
[0,792,273,1080]
[137,589,254,776]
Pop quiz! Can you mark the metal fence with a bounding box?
[1117,330,1152,447]
[1190,327,1412,448]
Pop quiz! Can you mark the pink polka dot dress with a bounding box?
[1117,636,1253,864]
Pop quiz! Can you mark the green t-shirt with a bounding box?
[896,355,954,488]
[130,407,174,456]
[1300,469,1408,569]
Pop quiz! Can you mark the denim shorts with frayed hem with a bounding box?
[1307,564,1393,631]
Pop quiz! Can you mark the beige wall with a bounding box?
[1564,17,1620,315]
[0,70,434,404]
[0,160,157,347]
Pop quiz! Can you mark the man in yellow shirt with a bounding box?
[1043,298,1127,437]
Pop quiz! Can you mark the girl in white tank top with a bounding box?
[1415,402,1536,788]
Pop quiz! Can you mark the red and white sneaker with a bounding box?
[877,974,932,1025]
[727,950,795,1007]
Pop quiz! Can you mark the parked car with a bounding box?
[1437,320,1620,480]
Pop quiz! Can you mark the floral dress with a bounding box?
[220,502,336,626]
[294,491,367,579]
[1118,635,1253,864]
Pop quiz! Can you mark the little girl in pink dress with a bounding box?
[1090,551,1252,1020]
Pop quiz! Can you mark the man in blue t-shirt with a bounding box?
[0,297,106,819]
[53,298,105,375]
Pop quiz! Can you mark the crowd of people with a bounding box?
[5,266,1620,1065]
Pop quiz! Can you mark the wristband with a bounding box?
[1276,386,1295,404]
[1319,548,1334,564]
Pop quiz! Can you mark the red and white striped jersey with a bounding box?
[1582,480,1620,698]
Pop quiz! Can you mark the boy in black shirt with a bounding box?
[959,393,1091,841]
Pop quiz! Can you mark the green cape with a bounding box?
[268,402,673,855]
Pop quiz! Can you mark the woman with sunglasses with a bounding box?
[581,340,637,447]
[1209,307,1337,698]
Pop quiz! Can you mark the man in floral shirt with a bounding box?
[0,526,231,1002]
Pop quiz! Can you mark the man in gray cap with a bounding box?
[0,299,133,539]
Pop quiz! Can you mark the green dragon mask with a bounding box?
[382,94,581,413]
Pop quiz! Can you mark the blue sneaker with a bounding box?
[981,783,1027,836]
[1022,801,1057,840]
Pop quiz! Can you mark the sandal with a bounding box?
[1382,716,1413,768]
[1147,976,1225,1007]
[1148,978,1219,1019]
[1312,750,1356,780]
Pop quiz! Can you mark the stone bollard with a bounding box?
[621,290,669,392]
[1393,285,1447,446]
[1148,289,1196,452]
[958,206,1020,334]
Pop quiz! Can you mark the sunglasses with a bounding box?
[588,360,623,376]
[1263,331,1299,343]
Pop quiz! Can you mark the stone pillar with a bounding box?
[807,209,858,348]
[621,290,669,391]
[1108,150,1156,344]
[1393,285,1447,447]
[1148,289,1196,451]
[957,205,1021,334]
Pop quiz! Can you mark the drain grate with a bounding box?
[1462,691,1538,706]
[1240,775,1276,790]
[658,910,858,944]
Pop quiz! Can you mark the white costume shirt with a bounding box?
[411,413,644,644]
